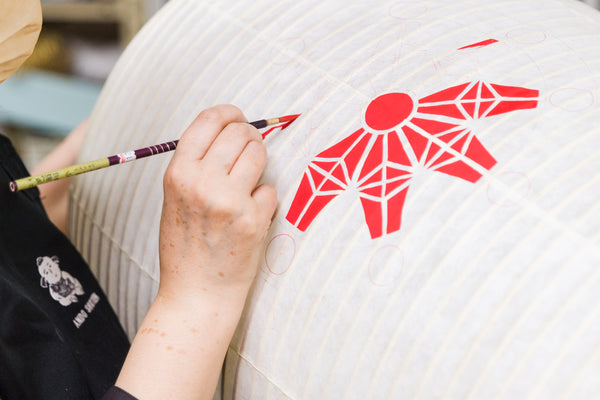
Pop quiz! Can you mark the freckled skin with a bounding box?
[116,105,278,399]
[141,328,168,337]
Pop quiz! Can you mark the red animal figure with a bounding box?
[286,81,538,238]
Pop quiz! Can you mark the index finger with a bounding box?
[174,105,247,162]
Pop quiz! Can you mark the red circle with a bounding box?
[365,92,414,131]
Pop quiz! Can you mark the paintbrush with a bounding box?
[10,114,300,192]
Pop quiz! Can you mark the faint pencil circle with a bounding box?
[270,37,306,66]
[368,245,404,287]
[550,88,595,112]
[505,28,548,44]
[265,234,297,275]
[486,170,532,208]
[388,2,428,20]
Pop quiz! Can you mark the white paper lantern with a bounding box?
[70,0,600,398]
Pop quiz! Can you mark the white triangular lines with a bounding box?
[431,124,468,139]
[306,162,348,195]
[406,120,487,177]
[424,129,472,169]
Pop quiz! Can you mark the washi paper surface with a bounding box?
[70,0,600,398]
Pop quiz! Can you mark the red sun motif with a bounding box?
[286,80,539,238]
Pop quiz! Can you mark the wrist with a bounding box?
[156,280,251,321]
[117,282,249,400]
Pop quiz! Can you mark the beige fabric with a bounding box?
[71,0,600,398]
[0,0,42,84]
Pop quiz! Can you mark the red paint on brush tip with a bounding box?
[262,114,301,139]
[279,114,301,123]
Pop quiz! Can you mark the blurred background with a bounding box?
[0,0,598,170]
[0,0,167,169]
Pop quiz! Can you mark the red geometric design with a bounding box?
[286,80,539,238]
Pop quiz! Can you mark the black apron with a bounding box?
[0,134,130,399]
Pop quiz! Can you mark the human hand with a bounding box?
[116,105,276,399]
[158,105,277,305]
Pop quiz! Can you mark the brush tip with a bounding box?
[279,114,301,123]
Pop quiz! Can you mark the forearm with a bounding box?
[116,106,276,399]
[115,283,250,399]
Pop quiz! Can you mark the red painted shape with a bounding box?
[359,197,383,238]
[439,130,464,144]
[458,39,499,50]
[321,178,345,191]
[286,80,538,238]
[386,189,409,234]
[478,101,495,117]
[450,134,469,153]
[363,169,383,186]
[318,128,365,158]
[435,160,482,183]
[419,82,470,103]
[487,100,538,117]
[425,142,442,164]
[387,166,411,179]
[313,160,338,172]
[365,93,414,130]
[462,102,476,118]
[307,165,326,187]
[359,135,384,180]
[418,103,466,120]
[332,164,348,182]
[286,174,312,224]
[295,194,338,231]
[387,131,411,165]
[481,84,495,99]
[345,130,371,177]
[385,178,409,195]
[429,150,455,168]
[362,186,383,197]
[402,125,428,160]
[412,118,459,135]
[491,84,538,99]
[464,136,497,169]
[464,84,480,100]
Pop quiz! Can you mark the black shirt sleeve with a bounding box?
[101,386,139,400]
